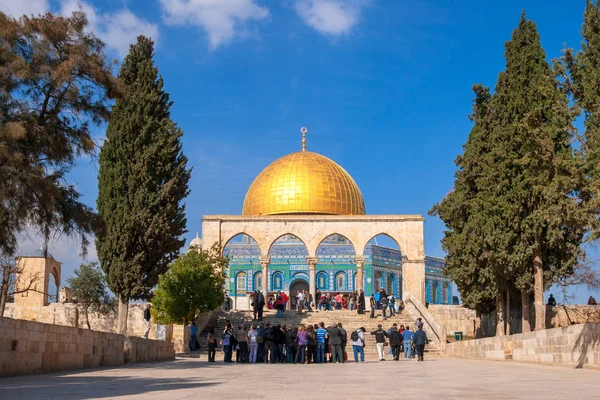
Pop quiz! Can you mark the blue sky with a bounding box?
[2,0,598,304]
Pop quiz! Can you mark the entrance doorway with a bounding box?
[289,279,309,309]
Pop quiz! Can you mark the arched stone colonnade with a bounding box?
[202,215,427,303]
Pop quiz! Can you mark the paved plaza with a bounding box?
[0,357,598,400]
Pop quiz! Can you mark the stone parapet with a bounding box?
[443,322,600,369]
[0,318,174,376]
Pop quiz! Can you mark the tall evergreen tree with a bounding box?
[482,14,585,331]
[96,36,191,334]
[430,85,498,319]
[563,0,600,236]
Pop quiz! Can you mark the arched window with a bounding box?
[386,273,394,295]
[236,272,247,293]
[335,272,346,291]
[47,271,59,304]
[374,272,382,291]
[272,271,283,291]
[433,281,439,304]
[353,272,358,291]
[442,282,449,304]
[254,272,262,291]
[317,272,329,290]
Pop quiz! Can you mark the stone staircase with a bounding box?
[193,308,441,360]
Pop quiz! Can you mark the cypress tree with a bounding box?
[563,0,600,236]
[430,85,498,321]
[96,36,191,334]
[482,13,585,331]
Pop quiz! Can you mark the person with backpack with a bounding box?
[351,327,366,363]
[371,324,389,361]
[388,294,396,317]
[248,325,258,363]
[263,323,277,364]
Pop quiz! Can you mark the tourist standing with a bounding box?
[307,324,317,363]
[388,323,402,360]
[276,324,286,363]
[327,322,344,363]
[275,292,284,318]
[316,322,328,363]
[142,304,152,339]
[371,324,388,361]
[285,324,297,363]
[190,321,199,351]
[403,326,414,359]
[236,325,249,363]
[349,294,355,311]
[380,295,389,319]
[248,325,258,363]
[296,325,308,363]
[369,294,376,318]
[388,294,396,317]
[281,291,289,312]
[296,290,304,314]
[335,293,343,310]
[264,323,277,364]
[357,289,365,315]
[374,290,381,310]
[257,290,265,321]
[351,327,365,363]
[207,327,217,362]
[256,324,265,362]
[222,324,234,363]
[338,322,347,360]
[414,325,428,361]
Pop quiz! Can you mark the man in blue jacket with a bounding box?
[414,326,428,361]
[402,326,414,359]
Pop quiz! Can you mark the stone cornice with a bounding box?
[202,214,424,222]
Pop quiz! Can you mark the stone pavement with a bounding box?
[0,357,598,400]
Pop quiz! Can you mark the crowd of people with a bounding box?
[202,318,429,364]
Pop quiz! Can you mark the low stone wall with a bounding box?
[428,305,477,336]
[444,322,600,369]
[0,318,175,376]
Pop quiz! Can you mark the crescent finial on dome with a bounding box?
[301,127,307,151]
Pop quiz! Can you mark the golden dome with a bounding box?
[242,150,366,216]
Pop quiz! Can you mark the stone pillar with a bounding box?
[306,257,318,305]
[402,256,426,304]
[260,256,270,295]
[354,255,365,292]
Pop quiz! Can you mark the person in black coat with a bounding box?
[357,290,365,315]
[388,324,403,361]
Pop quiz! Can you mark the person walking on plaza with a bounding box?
[371,324,388,361]
[403,326,414,359]
[388,323,402,360]
[316,322,328,363]
[380,294,389,319]
[414,325,428,361]
[327,322,344,363]
[351,327,366,363]
[207,327,217,362]
[248,325,258,363]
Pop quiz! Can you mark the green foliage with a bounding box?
[96,36,191,302]
[0,11,121,256]
[67,262,115,328]
[432,13,586,311]
[151,245,227,325]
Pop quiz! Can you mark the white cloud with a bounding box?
[159,0,269,50]
[0,0,49,17]
[59,0,159,57]
[295,0,366,36]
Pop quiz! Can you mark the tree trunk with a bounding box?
[505,289,511,335]
[117,295,129,335]
[496,291,505,336]
[85,309,91,330]
[521,288,531,333]
[0,265,10,317]
[533,245,545,331]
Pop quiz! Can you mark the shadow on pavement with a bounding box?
[0,374,217,399]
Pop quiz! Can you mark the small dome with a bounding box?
[189,233,202,249]
[243,150,365,216]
